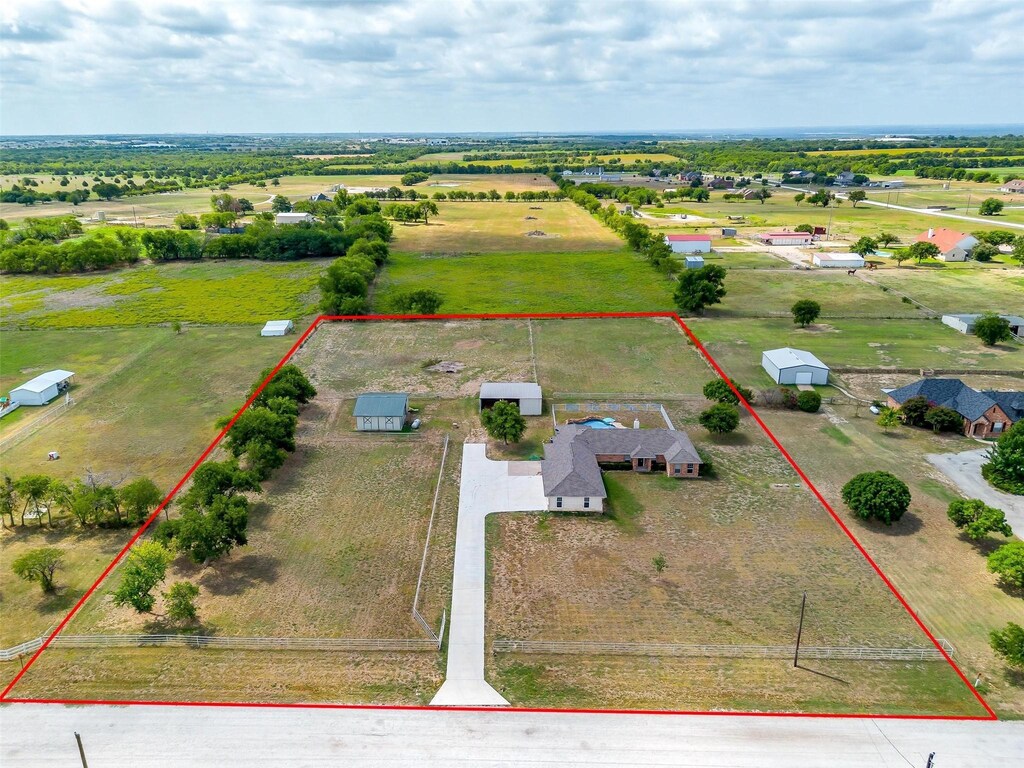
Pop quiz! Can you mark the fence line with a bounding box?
[492,639,955,662]
[554,394,705,402]
[833,366,1023,376]
[0,397,76,453]
[411,433,450,650]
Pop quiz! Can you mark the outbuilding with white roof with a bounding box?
[761,348,829,385]
[479,382,543,416]
[10,370,76,406]
[261,320,295,337]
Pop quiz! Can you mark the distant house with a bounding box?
[756,231,813,246]
[812,253,865,269]
[786,170,815,181]
[541,425,701,512]
[761,348,829,385]
[942,314,1024,336]
[885,379,1024,438]
[878,179,905,188]
[275,212,314,225]
[834,171,856,186]
[581,166,604,176]
[665,234,712,254]
[684,255,705,269]
[10,370,75,406]
[915,228,978,262]
[309,192,331,202]
[479,382,543,417]
[998,179,1024,193]
[353,393,409,432]
[706,177,730,189]
[678,171,703,183]
[736,188,759,199]
[260,320,294,337]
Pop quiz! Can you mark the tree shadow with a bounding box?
[198,553,280,597]
[959,534,1013,558]
[37,587,85,616]
[140,616,217,636]
[993,579,1024,600]
[851,508,924,537]
[795,664,850,685]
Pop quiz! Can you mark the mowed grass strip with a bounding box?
[1,260,323,329]
[375,250,674,314]
[867,267,1024,315]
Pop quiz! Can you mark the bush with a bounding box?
[983,421,1024,495]
[703,378,753,405]
[795,391,821,413]
[947,499,1013,540]
[987,540,1024,588]
[924,405,964,433]
[898,396,930,428]
[841,471,911,525]
[699,403,740,434]
[990,622,1024,668]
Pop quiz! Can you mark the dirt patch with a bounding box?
[426,360,465,373]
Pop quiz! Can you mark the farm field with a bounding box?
[390,201,623,253]
[689,318,1023,389]
[1,259,323,329]
[374,249,674,314]
[484,395,986,715]
[863,184,1024,225]
[761,406,1024,718]
[319,173,557,194]
[867,267,1024,315]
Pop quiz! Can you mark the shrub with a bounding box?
[982,421,1024,495]
[987,541,1024,589]
[796,391,821,413]
[924,405,964,433]
[898,396,930,428]
[841,471,911,525]
[947,499,1013,540]
[699,403,740,434]
[990,622,1024,668]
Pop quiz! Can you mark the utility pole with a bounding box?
[793,591,807,667]
[925,752,936,768]
[75,732,89,768]
[964,194,972,216]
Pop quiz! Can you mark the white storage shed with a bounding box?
[479,382,543,416]
[275,212,313,225]
[261,320,295,337]
[664,234,712,254]
[684,255,705,269]
[812,253,865,268]
[761,348,829,385]
[10,370,75,406]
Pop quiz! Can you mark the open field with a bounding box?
[390,201,623,253]
[320,173,557,194]
[1,259,323,329]
[866,267,1024,315]
[689,318,1023,389]
[412,152,680,166]
[485,395,985,715]
[375,250,675,314]
[761,406,1024,718]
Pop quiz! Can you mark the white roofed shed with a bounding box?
[261,320,295,337]
[761,348,829,385]
[479,382,543,416]
[10,369,75,406]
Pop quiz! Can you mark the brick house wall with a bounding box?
[967,404,1013,438]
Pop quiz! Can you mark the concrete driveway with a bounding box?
[430,443,546,707]
[927,448,1024,533]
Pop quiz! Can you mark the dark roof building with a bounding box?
[885,378,1023,438]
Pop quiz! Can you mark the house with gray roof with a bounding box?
[541,424,701,512]
[353,393,409,432]
[885,378,1023,438]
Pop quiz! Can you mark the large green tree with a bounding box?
[908,241,940,263]
[973,314,1012,346]
[674,264,727,315]
[481,400,527,445]
[851,236,877,258]
[12,547,64,593]
[841,471,911,525]
[987,541,1024,588]
[978,198,1004,216]
[983,421,1024,495]
[847,190,867,207]
[112,541,173,613]
[119,478,164,525]
[699,403,740,433]
[702,378,753,405]
[13,475,50,526]
[990,622,1024,669]
[791,299,821,327]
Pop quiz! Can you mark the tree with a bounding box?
[990,622,1024,669]
[851,236,877,258]
[178,460,261,511]
[0,475,15,528]
[978,198,1004,216]
[12,548,64,593]
[1012,235,1024,266]
[174,494,250,564]
[163,580,200,623]
[947,499,1013,540]
[793,192,805,205]
[983,421,1024,495]
[692,188,710,202]
[92,182,123,200]
[891,248,911,267]
[924,405,965,433]
[702,378,752,405]
[791,299,821,327]
[13,475,50,526]
[174,213,199,230]
[674,264,727,315]
[270,195,292,213]
[796,390,822,413]
[753,188,772,204]
[907,241,940,264]
[119,478,164,525]
[112,541,173,613]
[974,314,1012,346]
[699,403,740,433]
[898,396,930,427]
[876,408,901,433]
[171,320,183,335]
[841,471,911,525]
[652,554,667,573]
[971,242,999,263]
[876,231,898,247]
[806,189,834,207]
[847,190,867,207]
[987,540,1024,589]
[392,288,443,314]
[481,400,526,444]
[250,364,317,408]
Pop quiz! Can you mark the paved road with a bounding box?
[828,191,1024,231]
[927,448,1024,533]
[430,443,546,706]
[2,703,1022,766]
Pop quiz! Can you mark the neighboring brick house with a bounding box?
[541,424,701,512]
[885,378,1024,438]
[914,227,979,262]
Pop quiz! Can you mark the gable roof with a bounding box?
[762,347,829,371]
[261,320,293,332]
[1000,179,1024,191]
[480,382,542,400]
[353,393,408,417]
[886,378,1024,422]
[542,425,701,498]
[665,234,712,242]
[915,227,977,253]
[12,370,75,394]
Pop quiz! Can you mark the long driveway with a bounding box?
[927,448,1024,533]
[2,703,1022,766]
[430,443,546,706]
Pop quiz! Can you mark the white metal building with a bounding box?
[261,320,294,337]
[942,314,1024,336]
[812,253,865,268]
[479,382,543,416]
[684,255,705,269]
[664,234,712,254]
[275,212,313,225]
[761,348,829,385]
[757,231,813,246]
[10,370,75,406]
[353,393,409,432]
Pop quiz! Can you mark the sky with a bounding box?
[2,0,1023,136]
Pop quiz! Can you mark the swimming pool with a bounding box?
[576,417,617,429]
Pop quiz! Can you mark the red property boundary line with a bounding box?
[0,311,997,721]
